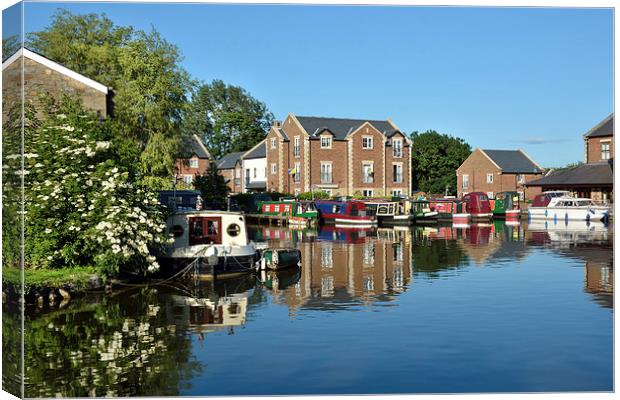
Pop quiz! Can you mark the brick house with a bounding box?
[216,151,245,193]
[526,114,613,203]
[456,149,544,200]
[2,48,109,118]
[175,134,213,186]
[265,114,412,197]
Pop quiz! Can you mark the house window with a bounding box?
[362,189,374,197]
[271,138,277,149]
[362,163,374,183]
[362,136,373,149]
[321,245,333,268]
[462,174,469,189]
[183,175,193,185]
[323,189,332,196]
[320,162,332,183]
[253,168,257,178]
[363,243,375,265]
[320,136,332,149]
[294,189,301,195]
[392,189,402,196]
[487,192,494,199]
[189,159,199,168]
[271,163,276,175]
[601,143,610,160]
[245,168,250,184]
[294,136,300,157]
[393,164,403,183]
[235,168,241,178]
[517,174,525,184]
[486,173,494,183]
[393,139,402,158]
[294,162,301,182]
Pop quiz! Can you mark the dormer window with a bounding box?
[189,159,199,168]
[320,136,332,149]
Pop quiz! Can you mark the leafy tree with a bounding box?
[22,96,169,277]
[193,162,230,201]
[183,79,274,159]
[2,34,20,61]
[410,130,471,195]
[27,10,192,185]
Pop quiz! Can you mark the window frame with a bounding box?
[320,161,333,184]
[270,138,277,149]
[486,173,494,184]
[362,136,374,149]
[189,158,199,168]
[392,138,403,158]
[271,163,276,175]
[294,136,300,158]
[320,135,332,149]
[393,163,403,184]
[462,174,469,189]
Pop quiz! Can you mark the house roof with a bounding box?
[481,149,543,174]
[525,161,613,187]
[242,140,266,160]
[295,116,399,140]
[584,113,614,138]
[2,48,108,94]
[216,151,245,169]
[180,134,211,159]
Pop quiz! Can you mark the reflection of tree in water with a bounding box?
[2,303,23,397]
[411,236,468,278]
[23,288,202,397]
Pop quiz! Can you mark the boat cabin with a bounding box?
[462,192,492,215]
[167,211,249,249]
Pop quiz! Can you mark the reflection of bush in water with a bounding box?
[23,289,201,397]
[411,240,468,276]
[2,304,23,397]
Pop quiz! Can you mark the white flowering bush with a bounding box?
[23,99,170,277]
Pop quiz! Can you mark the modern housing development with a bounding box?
[265,114,412,197]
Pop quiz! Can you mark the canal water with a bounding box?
[7,220,613,396]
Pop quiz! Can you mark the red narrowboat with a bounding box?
[462,192,493,221]
[314,200,377,227]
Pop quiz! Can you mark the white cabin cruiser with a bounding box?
[528,196,610,223]
[158,210,260,279]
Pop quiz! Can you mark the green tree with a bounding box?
[410,130,471,195]
[2,34,20,61]
[27,10,192,185]
[193,162,230,201]
[183,79,274,159]
[22,96,169,277]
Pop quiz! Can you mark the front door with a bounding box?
[189,216,222,245]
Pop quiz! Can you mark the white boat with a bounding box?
[528,196,610,222]
[157,210,260,279]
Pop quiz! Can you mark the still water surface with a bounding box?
[12,221,613,396]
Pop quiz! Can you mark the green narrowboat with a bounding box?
[257,200,319,225]
[407,200,439,224]
[492,191,520,220]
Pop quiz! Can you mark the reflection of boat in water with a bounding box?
[526,219,610,246]
[317,225,376,243]
[168,294,248,334]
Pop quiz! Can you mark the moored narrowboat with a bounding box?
[408,200,439,224]
[258,199,318,226]
[462,192,492,221]
[363,200,413,226]
[491,191,521,221]
[314,200,377,226]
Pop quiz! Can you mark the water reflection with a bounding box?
[16,221,613,396]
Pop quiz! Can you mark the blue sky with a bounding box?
[3,2,614,167]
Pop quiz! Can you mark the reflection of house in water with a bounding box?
[264,226,412,312]
[166,295,247,334]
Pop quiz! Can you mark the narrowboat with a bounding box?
[462,192,493,221]
[491,191,520,221]
[258,199,318,226]
[527,195,610,223]
[314,200,377,226]
[408,200,439,224]
[428,198,465,222]
[363,200,414,226]
[157,210,260,279]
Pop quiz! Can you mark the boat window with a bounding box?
[191,220,204,236]
[226,224,241,237]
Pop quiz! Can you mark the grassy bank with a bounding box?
[3,266,101,292]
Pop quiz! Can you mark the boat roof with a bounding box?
[171,210,245,217]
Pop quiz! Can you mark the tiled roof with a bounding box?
[295,116,398,140]
[243,140,266,159]
[482,149,542,174]
[216,151,244,169]
[180,134,211,159]
[584,114,614,138]
[526,161,612,187]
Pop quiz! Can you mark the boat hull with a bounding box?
[378,214,415,226]
[158,244,259,279]
[527,207,610,222]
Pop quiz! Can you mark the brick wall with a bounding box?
[350,123,386,196]
[586,136,613,163]
[385,132,410,196]
[281,115,307,194]
[3,56,107,119]
[308,135,348,196]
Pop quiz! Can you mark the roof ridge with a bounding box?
[583,113,614,138]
